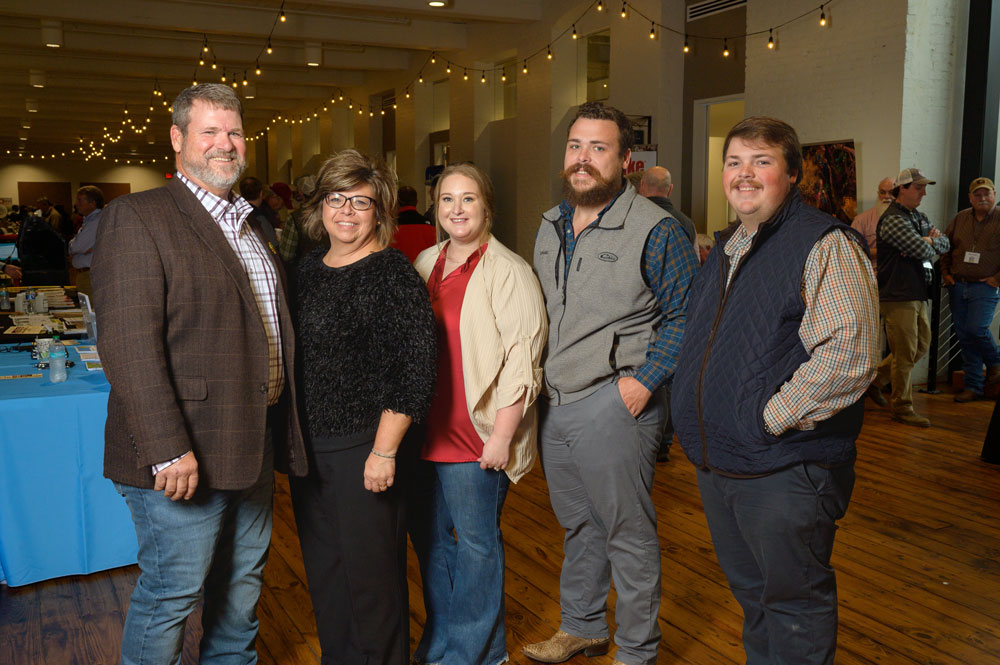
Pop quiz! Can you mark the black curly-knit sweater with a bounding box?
[295,247,436,442]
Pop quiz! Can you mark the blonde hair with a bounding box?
[301,149,398,248]
[433,162,495,245]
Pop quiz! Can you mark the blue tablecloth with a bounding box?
[0,343,138,586]
[0,243,17,262]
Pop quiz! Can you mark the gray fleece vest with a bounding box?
[533,185,664,405]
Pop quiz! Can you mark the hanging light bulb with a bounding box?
[243,71,248,86]
[522,60,528,74]
[199,56,205,66]
[279,8,286,22]
[572,25,578,39]
[446,63,452,74]
[767,29,774,49]
[501,68,506,82]
[211,56,217,70]
[649,22,655,39]
[597,0,603,10]
[481,72,487,83]
[267,38,273,55]
[620,2,627,18]
[463,68,468,81]
[418,73,424,83]
[547,45,553,60]
[255,61,262,75]
[683,34,690,53]
[819,5,827,26]
[202,38,209,53]
[722,38,730,57]
[430,53,437,64]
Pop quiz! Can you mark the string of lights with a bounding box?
[392,0,838,100]
[9,0,839,162]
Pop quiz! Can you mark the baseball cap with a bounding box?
[969,177,995,193]
[894,168,935,187]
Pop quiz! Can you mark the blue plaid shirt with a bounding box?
[559,191,698,392]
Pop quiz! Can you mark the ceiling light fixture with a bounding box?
[305,43,322,66]
[41,20,63,48]
[29,70,45,88]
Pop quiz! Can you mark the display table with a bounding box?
[0,343,137,586]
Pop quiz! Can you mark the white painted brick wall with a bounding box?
[745,0,909,213]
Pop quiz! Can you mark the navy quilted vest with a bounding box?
[671,191,865,476]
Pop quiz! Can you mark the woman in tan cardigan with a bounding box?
[410,163,547,665]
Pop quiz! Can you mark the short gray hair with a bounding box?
[172,84,243,134]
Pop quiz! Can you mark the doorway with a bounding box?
[691,95,744,235]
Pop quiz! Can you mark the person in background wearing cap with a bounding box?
[278,174,320,266]
[940,177,1000,402]
[870,168,950,426]
[851,176,895,268]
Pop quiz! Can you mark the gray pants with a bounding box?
[539,381,664,665]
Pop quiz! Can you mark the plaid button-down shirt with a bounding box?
[724,225,879,434]
[178,173,284,405]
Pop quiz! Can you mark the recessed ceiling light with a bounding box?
[427,1,447,6]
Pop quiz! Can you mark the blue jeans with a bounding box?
[113,452,273,665]
[409,461,510,665]
[697,463,854,665]
[950,281,1000,393]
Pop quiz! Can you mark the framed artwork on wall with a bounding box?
[799,140,858,224]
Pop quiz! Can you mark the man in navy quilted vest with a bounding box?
[671,117,879,665]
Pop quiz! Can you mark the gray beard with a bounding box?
[181,152,246,192]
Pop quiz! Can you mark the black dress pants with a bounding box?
[291,438,409,665]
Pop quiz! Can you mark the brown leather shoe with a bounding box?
[988,365,1000,385]
[865,383,888,407]
[955,389,985,402]
[521,630,610,663]
[892,411,931,427]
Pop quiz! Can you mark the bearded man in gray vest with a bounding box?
[523,102,698,665]
[672,117,879,665]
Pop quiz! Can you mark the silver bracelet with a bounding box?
[370,448,396,459]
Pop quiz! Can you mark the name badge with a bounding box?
[964,251,981,264]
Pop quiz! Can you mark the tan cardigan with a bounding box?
[415,235,547,483]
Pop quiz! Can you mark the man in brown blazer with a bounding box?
[92,83,308,665]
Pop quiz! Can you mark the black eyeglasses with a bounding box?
[324,193,375,211]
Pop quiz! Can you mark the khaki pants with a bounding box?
[876,300,930,415]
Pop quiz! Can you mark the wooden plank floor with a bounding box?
[3,390,1000,664]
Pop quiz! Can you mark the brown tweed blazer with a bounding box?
[92,177,308,490]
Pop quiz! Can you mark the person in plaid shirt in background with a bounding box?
[872,168,950,426]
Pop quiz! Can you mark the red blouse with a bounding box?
[422,242,488,463]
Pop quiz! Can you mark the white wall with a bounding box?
[0,160,168,203]
[745,0,909,215]
[899,0,969,223]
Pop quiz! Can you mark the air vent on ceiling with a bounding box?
[687,0,747,22]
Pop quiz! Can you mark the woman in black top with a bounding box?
[292,149,436,665]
